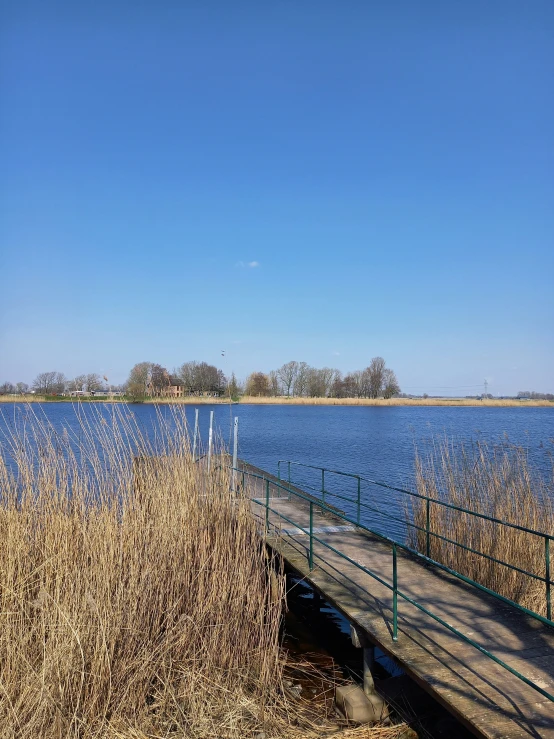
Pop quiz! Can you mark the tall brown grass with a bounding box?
[0,406,288,737]
[238,396,553,407]
[409,439,554,617]
[0,414,228,734]
[1,395,552,407]
[0,405,407,738]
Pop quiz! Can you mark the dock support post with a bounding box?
[231,417,238,490]
[350,625,376,696]
[192,408,199,461]
[288,461,291,500]
[363,646,376,696]
[207,410,214,473]
[357,477,361,525]
[312,588,322,612]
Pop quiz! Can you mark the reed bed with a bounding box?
[1,395,552,407]
[408,439,554,617]
[238,396,553,407]
[0,405,405,738]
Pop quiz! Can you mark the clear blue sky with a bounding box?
[1,1,553,395]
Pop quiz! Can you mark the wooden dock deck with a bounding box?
[239,461,554,739]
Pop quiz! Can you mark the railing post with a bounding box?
[392,543,398,641]
[192,408,199,461]
[288,461,291,500]
[357,477,361,525]
[321,468,325,504]
[207,410,214,473]
[309,502,314,571]
[546,536,551,621]
[426,498,431,558]
[265,478,270,533]
[231,417,238,491]
[277,461,281,480]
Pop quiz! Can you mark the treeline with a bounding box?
[517,391,554,400]
[0,372,125,396]
[127,361,227,398]
[0,358,401,399]
[245,358,400,398]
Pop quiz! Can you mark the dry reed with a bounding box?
[0,405,405,738]
[238,396,553,408]
[1,396,552,407]
[408,439,554,617]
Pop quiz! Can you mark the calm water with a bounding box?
[1,402,552,539]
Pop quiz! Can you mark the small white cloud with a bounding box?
[248,261,260,268]
[333,351,340,356]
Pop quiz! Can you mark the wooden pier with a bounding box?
[238,460,554,739]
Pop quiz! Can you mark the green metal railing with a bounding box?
[234,465,554,705]
[278,460,554,621]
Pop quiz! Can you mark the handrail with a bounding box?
[278,460,554,538]
[234,466,554,704]
[294,478,552,585]
[278,459,554,620]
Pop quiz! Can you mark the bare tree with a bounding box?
[277,361,299,397]
[382,368,400,399]
[32,371,66,395]
[177,361,224,394]
[68,375,88,392]
[245,372,270,396]
[268,370,281,397]
[367,357,386,398]
[304,367,340,397]
[127,362,152,399]
[178,361,197,392]
[0,382,15,395]
[292,362,310,397]
[150,364,170,396]
[305,368,324,397]
[86,373,102,392]
[16,382,29,394]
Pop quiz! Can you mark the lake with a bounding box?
[1,402,552,539]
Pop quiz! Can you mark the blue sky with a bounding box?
[1,1,553,395]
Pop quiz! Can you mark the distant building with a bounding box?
[147,376,187,398]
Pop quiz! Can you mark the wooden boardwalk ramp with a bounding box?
[238,461,554,739]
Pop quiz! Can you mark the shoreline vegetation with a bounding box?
[0,406,408,737]
[0,394,552,407]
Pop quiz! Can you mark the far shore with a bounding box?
[0,395,552,408]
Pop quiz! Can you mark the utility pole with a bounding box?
[484,379,488,398]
